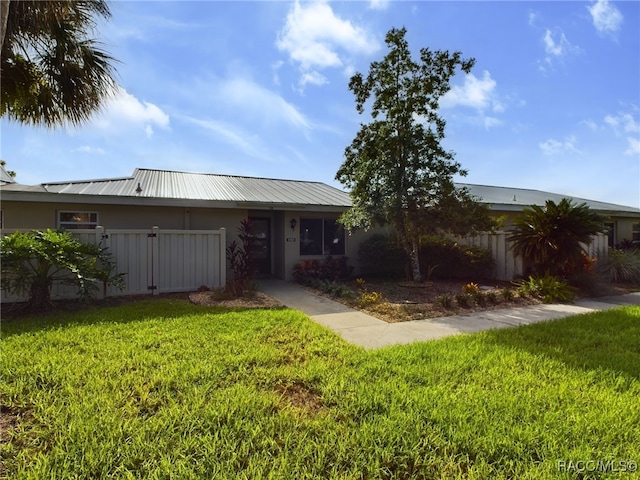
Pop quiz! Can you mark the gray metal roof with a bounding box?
[3,167,637,216]
[459,183,640,215]
[0,165,16,185]
[41,168,352,207]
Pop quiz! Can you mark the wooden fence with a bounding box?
[455,232,609,281]
[1,227,226,302]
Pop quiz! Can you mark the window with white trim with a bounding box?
[58,211,99,229]
[300,218,345,256]
[633,223,640,245]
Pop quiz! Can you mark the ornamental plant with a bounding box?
[508,198,605,277]
[225,219,256,296]
[0,229,123,311]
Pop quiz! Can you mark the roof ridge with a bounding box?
[134,168,332,186]
[43,175,134,186]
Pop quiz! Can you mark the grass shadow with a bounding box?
[0,297,292,338]
[479,306,640,379]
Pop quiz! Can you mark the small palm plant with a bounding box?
[508,198,605,277]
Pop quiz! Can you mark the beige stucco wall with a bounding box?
[1,201,246,232]
[1,199,373,281]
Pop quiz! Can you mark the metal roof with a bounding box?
[459,183,640,215]
[0,165,16,185]
[41,168,352,207]
[3,168,637,216]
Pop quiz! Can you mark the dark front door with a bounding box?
[249,217,271,276]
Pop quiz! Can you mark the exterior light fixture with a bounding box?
[290,218,297,231]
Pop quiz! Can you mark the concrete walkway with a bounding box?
[258,279,640,349]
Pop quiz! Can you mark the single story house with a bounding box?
[2,166,639,283]
[460,183,640,248]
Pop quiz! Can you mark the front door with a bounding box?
[249,217,271,276]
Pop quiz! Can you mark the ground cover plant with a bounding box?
[1,300,639,479]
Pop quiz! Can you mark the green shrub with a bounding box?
[501,288,515,302]
[515,274,577,304]
[0,229,123,311]
[358,234,406,278]
[419,236,494,280]
[357,290,384,307]
[436,293,456,310]
[601,249,640,284]
[292,256,353,284]
[455,293,474,308]
[225,219,257,296]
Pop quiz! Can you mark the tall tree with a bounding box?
[1,0,117,127]
[336,27,491,281]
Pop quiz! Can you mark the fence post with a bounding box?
[219,227,226,288]
[148,226,160,295]
[95,226,106,299]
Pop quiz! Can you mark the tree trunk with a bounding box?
[400,236,422,282]
[0,0,9,51]
[29,281,53,311]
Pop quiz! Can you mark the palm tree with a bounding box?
[1,0,117,127]
[509,198,606,276]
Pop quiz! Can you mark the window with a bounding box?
[633,223,640,245]
[300,218,345,256]
[604,222,615,248]
[58,211,99,229]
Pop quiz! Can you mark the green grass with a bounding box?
[1,300,639,479]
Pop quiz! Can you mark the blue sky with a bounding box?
[2,0,639,207]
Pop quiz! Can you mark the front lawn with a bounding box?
[1,300,639,479]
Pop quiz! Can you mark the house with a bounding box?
[0,167,369,282]
[2,166,639,284]
[460,183,640,248]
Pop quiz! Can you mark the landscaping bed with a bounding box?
[300,277,636,323]
[303,278,542,323]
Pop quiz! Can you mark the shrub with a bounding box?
[292,256,353,284]
[358,234,406,278]
[508,198,605,276]
[436,293,456,310]
[225,219,257,296]
[357,290,384,308]
[462,282,480,295]
[514,274,577,304]
[419,236,494,280]
[501,288,515,302]
[0,229,123,311]
[485,290,500,305]
[601,249,640,284]
[455,293,474,308]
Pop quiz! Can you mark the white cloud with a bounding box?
[442,70,498,111]
[588,0,623,35]
[538,28,581,71]
[369,0,390,11]
[300,71,329,88]
[184,117,265,159]
[441,70,504,128]
[73,145,106,155]
[605,109,640,156]
[216,77,311,130]
[604,112,640,135]
[580,120,599,132]
[625,137,640,156]
[539,136,581,156]
[94,87,170,134]
[276,0,379,86]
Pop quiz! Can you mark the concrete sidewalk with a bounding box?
[258,279,640,349]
